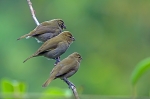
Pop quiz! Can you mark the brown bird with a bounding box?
[17,19,66,42]
[23,31,75,65]
[42,52,82,87]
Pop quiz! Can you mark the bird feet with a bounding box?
[63,78,76,89]
[68,81,76,89]
[54,57,60,66]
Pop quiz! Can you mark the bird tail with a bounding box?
[17,33,31,40]
[23,55,35,63]
[42,76,55,87]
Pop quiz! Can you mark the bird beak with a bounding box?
[72,37,75,41]
[63,25,66,29]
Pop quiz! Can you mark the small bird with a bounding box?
[17,19,66,42]
[23,31,75,65]
[42,52,82,87]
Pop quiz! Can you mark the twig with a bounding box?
[63,79,80,99]
[27,0,40,25]
[70,85,80,99]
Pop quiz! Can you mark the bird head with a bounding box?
[55,19,66,29]
[71,52,82,62]
[60,31,75,43]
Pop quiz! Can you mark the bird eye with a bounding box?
[59,22,65,29]
[78,56,81,58]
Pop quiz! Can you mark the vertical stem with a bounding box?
[27,0,40,25]
[70,86,80,99]
[63,79,80,99]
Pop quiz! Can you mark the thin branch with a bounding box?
[70,85,80,99]
[63,79,80,99]
[27,0,40,25]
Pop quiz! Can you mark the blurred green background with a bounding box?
[0,0,150,98]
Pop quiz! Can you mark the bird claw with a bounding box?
[62,78,75,89]
[68,82,75,89]
[54,60,60,66]
[54,57,61,66]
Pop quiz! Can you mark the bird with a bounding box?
[42,52,82,87]
[23,31,75,65]
[17,19,66,43]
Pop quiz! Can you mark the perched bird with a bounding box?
[42,52,82,87]
[17,19,66,42]
[23,31,75,65]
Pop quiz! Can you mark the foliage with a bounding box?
[131,58,150,86]
[1,79,26,99]
[0,79,72,99]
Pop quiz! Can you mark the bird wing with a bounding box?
[45,41,69,57]
[50,64,63,75]
[34,37,62,55]
[42,62,62,87]
[30,21,58,36]
[56,60,77,77]
[49,58,71,75]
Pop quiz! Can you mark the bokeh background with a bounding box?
[0,0,150,98]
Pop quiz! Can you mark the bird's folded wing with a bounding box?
[56,61,76,77]
[33,26,57,36]
[30,21,57,36]
[35,38,61,54]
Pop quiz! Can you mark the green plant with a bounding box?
[131,58,150,85]
[131,57,150,97]
[1,79,26,99]
[0,79,72,99]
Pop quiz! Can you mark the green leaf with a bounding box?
[1,79,27,99]
[131,58,150,86]
[11,80,26,93]
[18,82,26,93]
[1,79,14,93]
